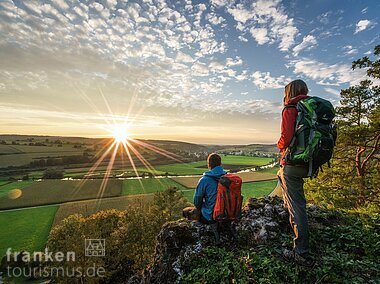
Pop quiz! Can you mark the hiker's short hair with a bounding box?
[207,153,221,169]
[284,79,308,105]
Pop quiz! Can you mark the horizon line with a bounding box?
[0,133,277,146]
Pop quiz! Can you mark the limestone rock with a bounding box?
[130,197,290,283]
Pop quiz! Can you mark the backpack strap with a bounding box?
[282,104,297,145]
[282,104,298,164]
[282,103,297,114]
[219,175,232,189]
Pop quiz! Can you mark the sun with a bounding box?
[112,124,130,143]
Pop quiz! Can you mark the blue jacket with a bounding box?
[193,166,226,221]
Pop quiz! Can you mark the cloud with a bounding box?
[290,59,366,86]
[0,0,236,116]
[324,87,340,96]
[227,0,298,51]
[250,27,269,45]
[23,1,42,15]
[238,35,248,42]
[251,71,291,89]
[206,13,225,25]
[198,98,281,114]
[354,19,374,34]
[227,4,254,23]
[53,0,70,11]
[317,11,332,25]
[191,62,210,76]
[235,72,248,81]
[211,0,230,7]
[343,45,358,55]
[126,3,141,21]
[0,70,48,91]
[176,51,194,63]
[226,57,243,67]
[2,0,375,141]
[209,61,225,72]
[293,35,317,56]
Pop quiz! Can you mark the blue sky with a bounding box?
[0,0,378,144]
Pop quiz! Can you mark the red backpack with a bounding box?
[213,173,243,222]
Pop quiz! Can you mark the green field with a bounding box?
[0,135,279,269]
[220,155,274,166]
[0,180,122,210]
[241,179,278,200]
[54,179,277,227]
[1,148,274,179]
[0,177,277,261]
[260,166,280,175]
[151,163,206,175]
[0,206,58,256]
[53,195,155,226]
[0,144,83,168]
[149,156,274,176]
[0,180,35,198]
[62,156,274,177]
[122,178,188,195]
[181,189,196,202]
[181,179,277,204]
[171,171,277,188]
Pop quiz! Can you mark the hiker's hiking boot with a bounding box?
[282,249,315,267]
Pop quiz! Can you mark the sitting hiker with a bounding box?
[193,153,226,225]
[183,153,242,243]
[182,153,225,243]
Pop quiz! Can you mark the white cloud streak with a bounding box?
[251,71,291,89]
[227,0,298,51]
[293,35,317,56]
[354,19,374,34]
[291,59,367,86]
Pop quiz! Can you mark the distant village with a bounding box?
[218,150,277,158]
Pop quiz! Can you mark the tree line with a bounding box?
[306,45,379,211]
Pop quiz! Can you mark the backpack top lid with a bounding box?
[300,96,335,124]
[219,173,242,190]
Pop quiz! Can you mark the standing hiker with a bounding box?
[277,79,314,266]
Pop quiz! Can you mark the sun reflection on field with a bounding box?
[8,189,23,199]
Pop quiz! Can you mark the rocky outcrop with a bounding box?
[129,197,290,283]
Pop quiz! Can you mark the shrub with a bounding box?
[46,188,189,283]
[42,168,64,179]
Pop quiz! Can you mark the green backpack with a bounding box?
[284,96,337,177]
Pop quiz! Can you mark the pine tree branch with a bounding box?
[356,146,366,176]
[361,133,380,173]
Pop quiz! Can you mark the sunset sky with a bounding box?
[0,0,378,144]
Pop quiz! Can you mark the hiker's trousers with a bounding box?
[277,165,310,256]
